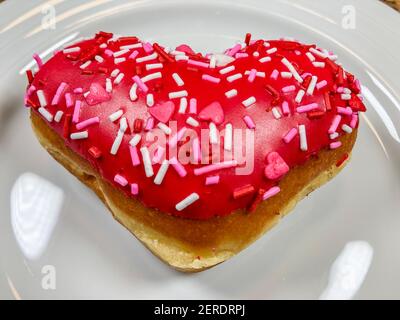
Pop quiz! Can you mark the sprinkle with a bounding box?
[114,73,124,85]
[266,47,277,55]
[76,116,99,130]
[145,117,154,131]
[154,160,170,185]
[227,73,242,82]
[136,52,158,63]
[194,160,237,176]
[330,132,339,140]
[111,69,120,77]
[299,125,308,151]
[65,93,73,108]
[63,47,80,54]
[309,47,328,59]
[329,115,342,134]
[235,53,248,59]
[247,69,257,83]
[129,134,141,147]
[283,127,298,143]
[337,106,353,116]
[270,69,279,80]
[282,101,291,115]
[80,61,91,70]
[33,53,43,68]
[341,94,352,100]
[233,184,255,199]
[70,131,88,140]
[73,87,83,94]
[189,98,197,114]
[316,80,328,90]
[51,82,67,105]
[131,183,139,195]
[129,83,138,101]
[109,109,123,122]
[132,75,149,93]
[113,49,129,57]
[146,63,163,70]
[259,56,272,63]
[202,74,221,83]
[110,131,124,155]
[306,52,315,62]
[242,96,256,108]
[114,174,128,187]
[281,58,303,83]
[209,122,218,144]
[140,147,154,177]
[114,57,126,64]
[186,116,199,127]
[272,107,282,119]
[170,157,187,177]
[175,193,200,211]
[94,55,104,63]
[54,110,63,123]
[120,43,142,50]
[129,146,141,166]
[350,114,358,128]
[209,55,217,68]
[72,100,82,123]
[219,65,235,75]
[172,73,184,86]
[36,90,47,107]
[99,43,107,49]
[169,90,188,99]
[227,43,242,56]
[253,51,260,57]
[119,117,128,133]
[88,146,102,159]
[243,115,256,129]
[187,59,209,69]
[330,141,342,150]
[297,103,319,113]
[263,186,281,201]
[157,123,172,135]
[128,50,139,60]
[307,76,318,95]
[225,89,238,98]
[313,62,326,68]
[205,176,220,186]
[38,107,53,122]
[295,89,306,103]
[281,72,293,79]
[342,124,353,134]
[282,85,296,93]
[106,78,113,93]
[146,94,154,107]
[224,123,233,151]
[175,55,189,61]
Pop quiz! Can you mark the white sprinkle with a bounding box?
[272,107,282,119]
[36,90,47,107]
[186,116,199,127]
[172,73,184,86]
[342,124,353,134]
[313,62,326,68]
[79,61,91,69]
[54,110,63,122]
[219,65,235,75]
[140,147,154,177]
[120,43,142,50]
[341,94,352,100]
[266,47,277,55]
[179,97,188,114]
[307,76,318,95]
[63,47,80,54]
[141,72,162,82]
[119,117,128,133]
[264,42,271,48]
[70,131,88,140]
[259,56,272,63]
[114,57,126,64]
[295,89,306,103]
[227,73,242,82]
[111,69,120,77]
[175,193,200,211]
[145,63,163,70]
[330,132,339,140]
[309,47,328,59]
[170,50,185,56]
[224,123,233,151]
[253,51,260,57]
[83,91,90,98]
[129,83,138,101]
[306,52,316,62]
[146,94,154,107]
[242,96,256,108]
[209,55,217,68]
[157,123,172,135]
[99,43,107,49]
[95,55,104,63]
[38,107,53,122]
[343,88,352,94]
[299,125,308,151]
[175,55,189,61]
[129,134,141,147]
[281,72,293,79]
[154,159,170,185]
[114,72,124,85]
[113,49,129,57]
[136,52,158,63]
[281,58,303,83]
[109,109,123,122]
[106,78,113,93]
[209,122,218,144]
[169,90,188,99]
[225,89,238,98]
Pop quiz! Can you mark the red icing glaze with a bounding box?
[26,32,366,220]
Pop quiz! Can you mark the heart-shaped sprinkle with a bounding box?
[85,82,111,105]
[198,101,225,125]
[264,152,290,180]
[149,101,175,123]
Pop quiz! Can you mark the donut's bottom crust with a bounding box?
[30,110,357,272]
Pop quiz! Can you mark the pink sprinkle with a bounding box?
[192,137,201,163]
[132,75,149,93]
[205,175,220,185]
[227,43,242,57]
[104,49,114,57]
[330,141,342,149]
[350,114,359,128]
[128,50,139,60]
[282,85,296,93]
[271,69,279,80]
[235,53,248,59]
[263,186,281,201]
[282,101,291,115]
[65,93,73,108]
[144,117,154,131]
[131,183,139,195]
[248,69,257,83]
[73,87,83,94]
[33,53,43,68]
[243,115,256,129]
[169,127,187,148]
[194,160,237,176]
[188,59,209,69]
[114,174,128,187]
[129,146,141,166]
[72,100,82,123]
[143,42,153,53]
[283,128,298,144]
[76,116,100,130]
[316,80,328,90]
[189,98,197,114]
[329,115,342,134]
[337,87,344,93]
[296,103,319,113]
[302,72,312,79]
[51,82,67,105]
[170,157,187,177]
[202,74,221,84]
[337,106,353,116]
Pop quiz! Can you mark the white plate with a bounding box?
[1,0,400,300]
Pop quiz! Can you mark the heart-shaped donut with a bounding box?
[25,32,366,224]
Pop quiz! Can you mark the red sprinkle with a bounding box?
[233,184,256,199]
[245,33,252,46]
[63,114,72,139]
[134,118,144,133]
[153,43,174,63]
[248,188,266,212]
[88,146,102,159]
[324,92,332,111]
[307,110,325,119]
[26,70,34,84]
[336,153,349,167]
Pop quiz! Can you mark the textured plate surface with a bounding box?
[0,0,399,299]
